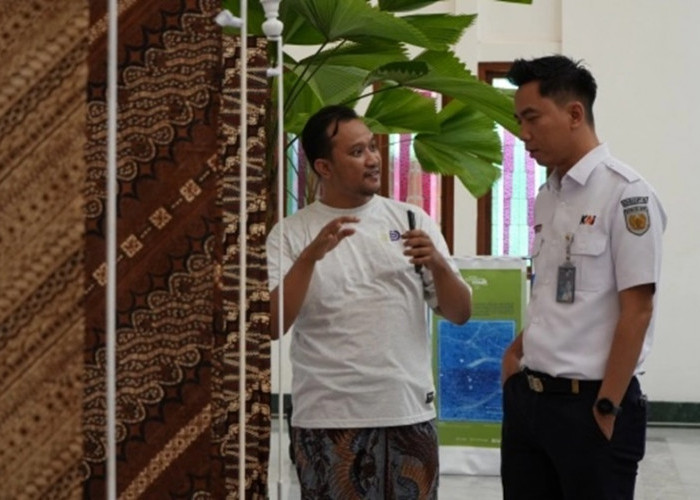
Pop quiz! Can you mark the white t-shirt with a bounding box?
[266,195,463,428]
[523,144,667,379]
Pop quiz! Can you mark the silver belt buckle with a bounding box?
[527,374,544,392]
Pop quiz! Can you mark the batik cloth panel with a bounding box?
[215,33,272,500]
[0,0,88,497]
[82,0,270,497]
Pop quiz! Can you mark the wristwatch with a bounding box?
[595,397,622,416]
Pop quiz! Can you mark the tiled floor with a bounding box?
[267,424,700,499]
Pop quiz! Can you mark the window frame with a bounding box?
[477,62,514,256]
[377,121,455,254]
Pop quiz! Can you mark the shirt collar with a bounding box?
[545,143,611,191]
[564,143,610,186]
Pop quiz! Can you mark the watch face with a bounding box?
[597,398,613,414]
[596,398,620,415]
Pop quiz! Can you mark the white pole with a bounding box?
[276,46,286,498]
[238,1,249,498]
[105,0,118,498]
[261,2,284,497]
[275,42,285,498]
[214,7,250,497]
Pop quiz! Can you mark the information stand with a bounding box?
[433,256,527,475]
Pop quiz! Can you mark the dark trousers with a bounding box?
[501,370,647,500]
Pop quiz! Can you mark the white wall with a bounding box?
[451,0,699,402]
[560,0,700,402]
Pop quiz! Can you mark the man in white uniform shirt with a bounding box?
[500,56,666,500]
[266,105,472,499]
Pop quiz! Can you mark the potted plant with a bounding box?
[222,0,530,204]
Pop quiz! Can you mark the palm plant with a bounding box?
[222,0,531,202]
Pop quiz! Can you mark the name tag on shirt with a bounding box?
[556,262,576,303]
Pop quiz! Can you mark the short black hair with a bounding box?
[506,55,597,126]
[301,105,359,172]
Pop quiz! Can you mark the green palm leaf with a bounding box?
[379,0,531,10]
[283,63,367,133]
[221,0,531,197]
[281,70,323,134]
[364,89,441,134]
[299,40,409,71]
[365,61,431,86]
[287,0,437,49]
[378,0,443,12]
[358,50,517,134]
[414,100,502,197]
[410,51,518,133]
[401,14,477,49]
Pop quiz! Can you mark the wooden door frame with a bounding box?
[476,62,513,255]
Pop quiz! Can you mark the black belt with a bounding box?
[522,368,601,395]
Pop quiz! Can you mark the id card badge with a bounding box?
[556,233,576,303]
[556,261,576,303]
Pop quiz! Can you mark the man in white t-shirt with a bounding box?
[266,105,472,499]
[500,55,667,500]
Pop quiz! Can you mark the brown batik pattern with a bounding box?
[0,0,88,498]
[215,34,272,499]
[82,0,270,497]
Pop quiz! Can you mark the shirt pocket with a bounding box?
[570,231,609,291]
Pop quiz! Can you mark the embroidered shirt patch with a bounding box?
[621,196,649,208]
[624,206,650,236]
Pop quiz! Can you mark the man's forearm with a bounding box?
[432,262,472,325]
[501,333,524,385]
[270,254,316,339]
[598,284,655,404]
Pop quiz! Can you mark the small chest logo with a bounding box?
[389,229,401,242]
[580,215,597,225]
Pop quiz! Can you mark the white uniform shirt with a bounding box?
[523,144,666,380]
[267,196,464,428]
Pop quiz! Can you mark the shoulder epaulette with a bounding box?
[604,161,640,183]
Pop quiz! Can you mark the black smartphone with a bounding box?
[406,210,421,274]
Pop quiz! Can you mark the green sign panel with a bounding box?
[433,257,527,449]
